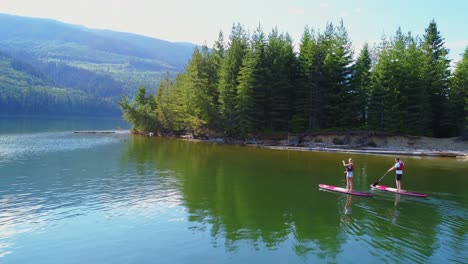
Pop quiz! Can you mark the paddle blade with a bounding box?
[371,181,379,187]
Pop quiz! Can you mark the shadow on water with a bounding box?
[122,136,468,263]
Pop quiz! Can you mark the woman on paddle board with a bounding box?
[342,158,354,191]
[387,158,404,192]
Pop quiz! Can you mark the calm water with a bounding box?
[0,118,467,263]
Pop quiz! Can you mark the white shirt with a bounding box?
[394,162,403,174]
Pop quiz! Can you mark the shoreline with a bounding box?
[148,132,468,159]
[256,145,467,158]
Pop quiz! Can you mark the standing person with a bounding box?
[342,158,354,191]
[387,158,404,192]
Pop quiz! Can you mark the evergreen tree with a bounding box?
[200,45,221,128]
[250,24,269,132]
[405,38,429,135]
[208,31,226,128]
[354,43,372,126]
[120,86,159,132]
[235,48,257,137]
[178,47,214,135]
[155,73,177,131]
[314,22,336,129]
[212,31,226,75]
[120,21,466,139]
[334,20,357,128]
[218,23,249,135]
[295,26,315,131]
[321,21,356,128]
[422,20,451,137]
[368,70,386,130]
[450,47,468,138]
[368,35,396,131]
[264,28,296,131]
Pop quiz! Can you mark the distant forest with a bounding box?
[0,51,119,115]
[120,20,468,138]
[0,13,194,116]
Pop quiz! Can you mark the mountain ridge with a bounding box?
[0,13,196,116]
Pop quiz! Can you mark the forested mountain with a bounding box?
[0,51,118,115]
[0,13,195,116]
[121,21,468,138]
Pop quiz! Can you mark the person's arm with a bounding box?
[342,160,348,167]
[388,164,396,172]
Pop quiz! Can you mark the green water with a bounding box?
[0,118,467,263]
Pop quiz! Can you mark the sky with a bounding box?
[1,0,467,63]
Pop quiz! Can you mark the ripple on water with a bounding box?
[0,132,121,164]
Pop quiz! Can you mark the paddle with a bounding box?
[372,171,390,187]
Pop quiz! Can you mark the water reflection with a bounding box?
[0,133,180,260]
[122,136,468,262]
[340,195,353,227]
[345,195,353,215]
[392,194,401,225]
[3,132,463,262]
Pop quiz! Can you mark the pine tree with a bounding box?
[179,47,214,135]
[316,22,336,129]
[235,48,257,137]
[295,26,315,131]
[450,47,468,138]
[405,38,429,135]
[334,20,357,128]
[422,20,451,137]
[368,35,395,132]
[155,73,177,131]
[354,43,372,126]
[119,86,159,132]
[120,21,465,139]
[208,31,226,129]
[321,21,356,129]
[218,23,249,135]
[264,28,296,131]
[368,71,386,130]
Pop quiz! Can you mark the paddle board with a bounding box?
[319,184,373,197]
[370,185,428,198]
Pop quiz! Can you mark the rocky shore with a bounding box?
[172,132,468,158]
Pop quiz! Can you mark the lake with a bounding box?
[0,117,466,263]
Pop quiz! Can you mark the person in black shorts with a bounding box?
[387,158,404,192]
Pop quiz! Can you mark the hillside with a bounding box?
[0,13,195,115]
[0,51,118,115]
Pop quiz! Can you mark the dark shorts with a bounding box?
[396,174,402,181]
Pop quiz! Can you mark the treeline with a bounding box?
[120,20,468,138]
[0,54,120,116]
[40,62,125,98]
[0,86,119,115]
[8,50,126,98]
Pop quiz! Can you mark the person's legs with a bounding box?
[347,176,353,191]
[345,175,349,190]
[396,174,402,191]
